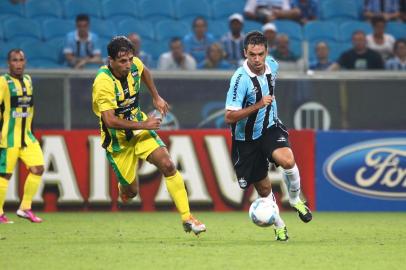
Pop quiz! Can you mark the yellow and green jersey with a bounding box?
[92,57,149,153]
[0,73,37,148]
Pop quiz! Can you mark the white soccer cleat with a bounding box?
[183,215,206,235]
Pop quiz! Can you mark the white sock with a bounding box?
[283,164,301,206]
[266,191,285,228]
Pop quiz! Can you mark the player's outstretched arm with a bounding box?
[225,95,273,124]
[101,109,161,130]
[141,66,169,116]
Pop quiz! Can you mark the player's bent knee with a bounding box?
[159,159,176,176]
[280,158,295,170]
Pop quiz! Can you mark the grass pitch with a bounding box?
[1,212,405,270]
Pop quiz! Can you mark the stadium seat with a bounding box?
[339,21,372,42]
[63,0,102,19]
[175,0,211,20]
[142,40,167,61]
[290,39,303,58]
[102,0,138,20]
[117,19,155,41]
[3,18,42,41]
[208,20,229,39]
[244,21,263,33]
[304,21,340,42]
[320,0,359,22]
[90,19,117,40]
[46,39,65,63]
[0,24,3,41]
[138,0,175,20]
[17,40,62,68]
[155,20,189,41]
[99,38,110,59]
[42,19,75,41]
[211,0,245,19]
[0,1,24,17]
[386,22,406,39]
[274,20,303,41]
[308,40,352,63]
[25,0,63,19]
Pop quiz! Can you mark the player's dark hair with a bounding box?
[76,14,90,23]
[7,48,24,60]
[244,31,267,50]
[371,15,386,26]
[107,36,135,59]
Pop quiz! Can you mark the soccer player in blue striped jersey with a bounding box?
[225,31,312,241]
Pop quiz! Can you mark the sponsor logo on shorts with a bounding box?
[276,137,286,142]
[238,178,248,189]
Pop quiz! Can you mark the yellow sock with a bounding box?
[20,173,41,210]
[0,177,9,215]
[165,171,190,221]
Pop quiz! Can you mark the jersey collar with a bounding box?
[243,59,271,77]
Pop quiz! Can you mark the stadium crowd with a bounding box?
[0,0,405,71]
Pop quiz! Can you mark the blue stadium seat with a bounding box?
[211,0,245,19]
[117,19,155,41]
[304,21,340,42]
[308,40,352,63]
[25,0,63,19]
[3,18,42,41]
[63,0,102,19]
[175,0,211,20]
[138,0,175,20]
[15,40,62,68]
[102,0,138,20]
[274,20,303,41]
[321,0,359,22]
[155,20,189,41]
[0,23,3,41]
[244,21,263,33]
[90,19,117,40]
[208,20,229,39]
[42,19,75,41]
[339,21,372,42]
[46,39,65,63]
[0,1,24,17]
[290,39,303,58]
[99,38,110,59]
[387,22,406,39]
[142,39,167,61]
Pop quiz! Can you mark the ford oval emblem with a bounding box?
[323,138,406,200]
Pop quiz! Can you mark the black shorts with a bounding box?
[231,123,290,189]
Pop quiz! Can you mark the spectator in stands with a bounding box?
[364,0,400,21]
[221,13,245,68]
[63,14,103,69]
[309,42,334,70]
[244,0,300,23]
[262,23,278,51]
[400,0,406,21]
[198,43,232,70]
[291,0,318,24]
[183,17,215,63]
[157,37,196,71]
[271,34,298,62]
[385,39,406,70]
[331,31,384,70]
[127,33,153,68]
[367,16,395,60]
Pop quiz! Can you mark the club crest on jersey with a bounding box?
[252,86,258,93]
[238,178,248,189]
[131,71,138,77]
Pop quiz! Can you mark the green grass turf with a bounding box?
[1,212,405,270]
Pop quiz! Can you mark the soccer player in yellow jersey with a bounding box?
[92,36,206,235]
[0,49,44,224]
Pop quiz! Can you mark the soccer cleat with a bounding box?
[183,215,206,235]
[292,201,312,223]
[16,209,42,223]
[0,214,14,224]
[274,226,289,241]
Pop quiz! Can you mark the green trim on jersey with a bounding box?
[4,74,17,147]
[106,152,128,185]
[0,148,7,173]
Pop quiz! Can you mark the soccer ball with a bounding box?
[249,197,279,227]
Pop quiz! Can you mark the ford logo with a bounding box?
[323,138,406,200]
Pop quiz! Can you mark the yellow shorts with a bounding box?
[0,142,45,174]
[106,130,165,185]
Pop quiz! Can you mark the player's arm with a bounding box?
[101,109,161,130]
[225,96,273,124]
[141,66,169,116]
